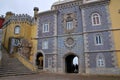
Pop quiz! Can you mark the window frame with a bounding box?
[96,54,105,68]
[94,34,103,45]
[42,40,48,49]
[42,23,49,33]
[91,13,101,26]
[14,26,20,34]
[66,21,73,30]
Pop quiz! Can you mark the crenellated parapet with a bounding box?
[10,14,33,24]
[3,13,33,28]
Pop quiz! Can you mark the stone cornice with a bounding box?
[80,0,110,8]
[84,49,120,53]
[38,10,58,16]
[52,1,82,10]
[32,28,120,39]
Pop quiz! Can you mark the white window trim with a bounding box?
[14,26,20,34]
[42,23,49,33]
[94,34,103,45]
[42,40,48,49]
[91,13,101,26]
[66,21,73,30]
[96,54,105,68]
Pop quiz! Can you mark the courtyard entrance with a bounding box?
[36,52,43,69]
[65,54,79,73]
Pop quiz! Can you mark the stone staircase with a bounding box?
[0,49,36,77]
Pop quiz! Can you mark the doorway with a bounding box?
[36,52,43,69]
[65,54,79,73]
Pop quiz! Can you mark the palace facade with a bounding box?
[2,0,120,74]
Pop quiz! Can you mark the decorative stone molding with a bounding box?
[64,37,76,49]
[62,13,77,34]
[18,39,33,60]
[52,0,81,10]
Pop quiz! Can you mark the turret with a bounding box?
[5,12,14,21]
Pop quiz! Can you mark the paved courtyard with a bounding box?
[0,72,120,80]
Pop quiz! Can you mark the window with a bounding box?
[66,21,73,30]
[96,54,105,67]
[48,58,52,68]
[92,13,101,26]
[43,23,49,33]
[95,34,103,45]
[14,26,20,34]
[42,40,48,49]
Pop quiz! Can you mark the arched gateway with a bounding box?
[36,52,43,69]
[65,54,79,73]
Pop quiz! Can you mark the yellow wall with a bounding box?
[29,23,38,63]
[109,0,120,67]
[3,21,32,50]
[2,19,38,71]
[14,53,37,71]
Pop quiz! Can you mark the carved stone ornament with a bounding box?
[62,13,77,33]
[18,39,33,60]
[64,37,76,48]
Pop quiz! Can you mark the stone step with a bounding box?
[0,48,37,77]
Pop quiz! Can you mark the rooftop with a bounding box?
[52,0,75,6]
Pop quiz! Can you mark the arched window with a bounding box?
[14,26,20,34]
[96,54,105,68]
[91,13,101,26]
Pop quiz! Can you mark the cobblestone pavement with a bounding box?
[0,72,120,80]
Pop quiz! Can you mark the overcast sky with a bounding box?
[0,0,59,16]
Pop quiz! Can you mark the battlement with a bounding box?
[10,14,33,23]
[3,13,33,27]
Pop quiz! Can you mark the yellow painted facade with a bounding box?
[109,0,120,67]
[2,22,32,49]
[2,12,38,71]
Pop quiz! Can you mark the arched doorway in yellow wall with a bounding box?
[36,52,43,69]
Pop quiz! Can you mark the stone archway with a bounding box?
[36,52,43,69]
[65,54,79,73]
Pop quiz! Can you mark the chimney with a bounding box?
[33,7,39,20]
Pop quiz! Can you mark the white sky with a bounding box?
[0,0,59,16]
[73,57,78,65]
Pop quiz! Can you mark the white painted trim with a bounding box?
[91,13,101,26]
